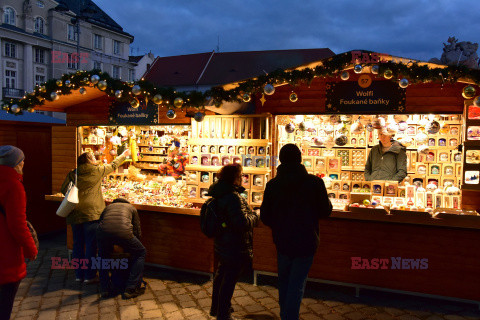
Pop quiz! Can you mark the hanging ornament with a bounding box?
[299,122,306,131]
[365,122,374,132]
[242,93,251,103]
[173,97,184,108]
[335,134,348,146]
[264,84,275,95]
[90,75,100,85]
[354,65,363,74]
[383,69,393,79]
[371,65,379,74]
[474,96,480,107]
[285,123,295,133]
[130,98,139,108]
[399,78,409,88]
[39,85,46,92]
[97,80,107,91]
[462,85,476,99]
[153,94,163,104]
[79,87,86,95]
[115,90,122,99]
[426,120,440,134]
[340,71,350,80]
[10,104,20,113]
[194,112,205,122]
[50,91,59,100]
[166,109,176,119]
[289,92,298,102]
[132,85,141,95]
[28,107,35,113]
[56,80,63,87]
[65,80,72,87]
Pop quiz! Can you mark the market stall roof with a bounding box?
[35,87,108,113]
[144,48,335,87]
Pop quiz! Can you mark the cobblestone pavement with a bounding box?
[9,233,480,320]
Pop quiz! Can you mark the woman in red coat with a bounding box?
[0,145,38,320]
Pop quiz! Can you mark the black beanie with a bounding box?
[279,144,302,164]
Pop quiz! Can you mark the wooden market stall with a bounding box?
[32,49,480,303]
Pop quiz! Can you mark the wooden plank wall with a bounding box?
[254,220,480,301]
[257,75,465,115]
[52,126,77,194]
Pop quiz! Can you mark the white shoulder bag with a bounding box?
[56,170,79,218]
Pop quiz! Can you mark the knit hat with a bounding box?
[279,144,302,164]
[0,145,25,168]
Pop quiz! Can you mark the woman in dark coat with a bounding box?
[208,164,258,320]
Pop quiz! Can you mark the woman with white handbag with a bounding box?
[61,149,130,283]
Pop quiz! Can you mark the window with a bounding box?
[67,53,79,69]
[68,24,78,41]
[34,17,45,34]
[113,40,121,55]
[5,70,16,88]
[94,34,102,50]
[5,42,16,58]
[35,75,45,87]
[128,69,135,82]
[3,7,15,26]
[37,1,45,8]
[34,48,45,63]
[112,65,120,79]
[93,61,102,71]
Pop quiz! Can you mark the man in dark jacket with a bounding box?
[96,198,145,299]
[364,129,407,182]
[208,164,258,320]
[261,144,332,320]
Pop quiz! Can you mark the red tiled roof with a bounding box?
[144,48,334,87]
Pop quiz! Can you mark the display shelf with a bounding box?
[137,144,170,148]
[186,165,270,174]
[188,138,271,146]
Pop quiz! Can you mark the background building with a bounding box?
[0,0,145,118]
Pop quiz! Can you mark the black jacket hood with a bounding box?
[207,180,245,198]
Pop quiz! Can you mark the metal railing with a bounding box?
[2,87,25,98]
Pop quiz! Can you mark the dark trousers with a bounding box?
[97,234,146,292]
[277,253,314,320]
[71,220,99,280]
[0,280,20,320]
[211,255,250,320]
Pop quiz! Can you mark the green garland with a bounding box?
[2,51,480,116]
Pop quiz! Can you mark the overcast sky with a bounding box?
[96,0,480,61]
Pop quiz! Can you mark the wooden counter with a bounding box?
[254,215,480,303]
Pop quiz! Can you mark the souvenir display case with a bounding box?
[185,114,272,206]
[276,114,464,212]
[78,125,193,208]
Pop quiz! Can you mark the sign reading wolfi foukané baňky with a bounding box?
[325,76,406,114]
[109,100,159,125]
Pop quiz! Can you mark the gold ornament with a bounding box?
[340,71,350,80]
[474,96,480,107]
[462,85,476,99]
[50,91,59,100]
[56,80,63,87]
[79,87,87,95]
[115,90,123,99]
[383,69,393,79]
[399,78,409,88]
[39,85,46,93]
[28,107,35,113]
[242,93,251,103]
[166,109,176,119]
[152,94,163,104]
[264,84,275,95]
[130,98,140,108]
[27,90,35,96]
[173,97,184,108]
[371,65,379,74]
[132,85,141,95]
[97,80,107,91]
[354,64,363,74]
[289,92,298,102]
[10,104,20,113]
[65,80,71,87]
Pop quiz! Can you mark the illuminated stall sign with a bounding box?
[325,77,406,114]
[109,100,159,125]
